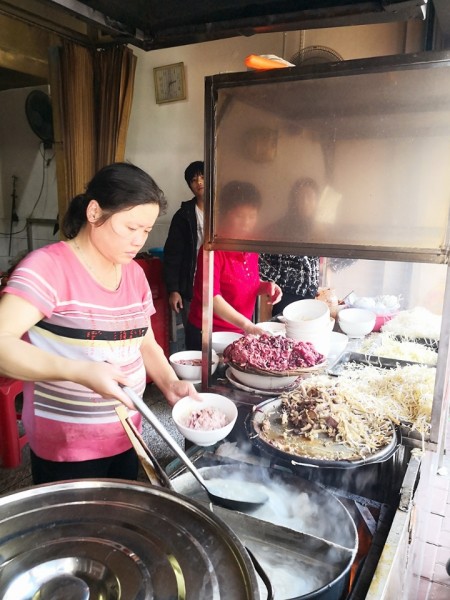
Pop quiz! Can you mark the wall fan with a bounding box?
[290,45,343,67]
[25,90,54,148]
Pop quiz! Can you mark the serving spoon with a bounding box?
[123,387,269,512]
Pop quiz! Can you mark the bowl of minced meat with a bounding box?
[172,393,238,446]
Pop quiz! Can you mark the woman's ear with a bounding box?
[87,199,101,223]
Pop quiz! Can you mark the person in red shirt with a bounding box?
[185,180,282,350]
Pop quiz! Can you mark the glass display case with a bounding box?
[201,50,450,450]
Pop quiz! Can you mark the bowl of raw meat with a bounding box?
[170,350,219,381]
[172,393,238,446]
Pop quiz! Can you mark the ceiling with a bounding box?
[40,0,430,51]
[0,0,445,92]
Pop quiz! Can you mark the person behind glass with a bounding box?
[185,180,282,351]
[163,161,205,334]
[0,162,198,485]
[259,177,321,317]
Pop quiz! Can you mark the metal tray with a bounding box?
[246,397,400,469]
[327,351,426,377]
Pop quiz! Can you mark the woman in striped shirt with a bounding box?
[0,163,198,484]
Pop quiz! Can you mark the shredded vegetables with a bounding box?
[263,363,435,459]
[381,307,441,340]
[360,332,438,365]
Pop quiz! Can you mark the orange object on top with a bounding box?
[245,54,293,71]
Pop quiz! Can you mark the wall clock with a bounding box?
[153,62,186,104]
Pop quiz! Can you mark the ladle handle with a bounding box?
[122,387,209,490]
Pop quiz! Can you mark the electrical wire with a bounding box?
[0,144,55,237]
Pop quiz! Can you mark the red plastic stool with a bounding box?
[0,378,27,468]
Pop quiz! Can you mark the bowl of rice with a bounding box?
[172,393,238,446]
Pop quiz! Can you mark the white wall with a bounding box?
[0,85,58,271]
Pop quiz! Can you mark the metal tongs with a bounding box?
[115,404,173,489]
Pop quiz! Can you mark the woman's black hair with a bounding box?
[184,161,204,186]
[219,180,262,216]
[62,162,166,239]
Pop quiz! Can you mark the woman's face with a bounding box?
[221,204,259,237]
[91,202,160,264]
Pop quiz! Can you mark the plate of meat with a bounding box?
[223,333,326,377]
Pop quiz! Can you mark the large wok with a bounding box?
[172,463,359,600]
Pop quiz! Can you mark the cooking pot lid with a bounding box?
[0,480,260,600]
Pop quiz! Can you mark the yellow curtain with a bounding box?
[49,41,137,230]
[95,45,137,169]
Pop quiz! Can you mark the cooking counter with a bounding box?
[170,339,427,598]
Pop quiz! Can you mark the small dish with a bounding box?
[338,308,376,338]
[211,331,243,354]
[172,393,237,446]
[170,350,219,381]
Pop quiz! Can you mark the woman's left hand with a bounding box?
[259,281,283,305]
[164,380,202,407]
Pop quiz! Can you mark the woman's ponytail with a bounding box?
[61,193,89,239]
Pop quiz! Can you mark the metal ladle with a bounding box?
[123,387,269,512]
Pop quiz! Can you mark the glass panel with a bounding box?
[213,63,450,251]
[323,258,447,316]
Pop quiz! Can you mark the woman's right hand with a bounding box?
[75,360,136,408]
[242,321,267,337]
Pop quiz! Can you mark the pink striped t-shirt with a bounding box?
[4,241,155,462]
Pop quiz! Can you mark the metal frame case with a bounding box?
[201,50,450,451]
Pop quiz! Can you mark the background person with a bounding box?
[185,180,282,350]
[260,177,321,317]
[0,162,198,485]
[163,161,205,338]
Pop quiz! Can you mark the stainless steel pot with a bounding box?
[0,479,261,599]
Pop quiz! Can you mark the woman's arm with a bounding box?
[140,327,198,406]
[212,295,266,336]
[0,294,140,407]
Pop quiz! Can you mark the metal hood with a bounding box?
[39,0,428,50]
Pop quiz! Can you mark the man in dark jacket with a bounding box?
[163,161,204,333]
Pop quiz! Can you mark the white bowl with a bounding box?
[328,331,349,360]
[228,365,298,391]
[285,317,334,356]
[172,393,238,446]
[338,308,376,338]
[211,331,242,354]
[283,299,330,331]
[169,350,219,382]
[256,321,286,336]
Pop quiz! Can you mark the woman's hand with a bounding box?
[164,380,202,407]
[259,281,283,305]
[74,360,137,408]
[243,322,268,337]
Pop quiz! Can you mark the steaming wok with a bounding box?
[172,463,358,600]
[246,397,401,469]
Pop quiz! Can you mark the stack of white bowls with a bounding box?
[283,299,333,356]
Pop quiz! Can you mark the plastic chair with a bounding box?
[0,378,26,468]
